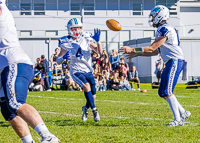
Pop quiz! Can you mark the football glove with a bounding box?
[92,28,101,42]
[63,51,70,60]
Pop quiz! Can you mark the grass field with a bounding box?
[0,84,200,143]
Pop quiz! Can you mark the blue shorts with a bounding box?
[158,59,184,97]
[0,97,16,121]
[71,72,96,95]
[1,63,34,113]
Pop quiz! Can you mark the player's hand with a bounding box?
[92,28,101,42]
[125,53,139,60]
[63,51,70,60]
[119,46,134,54]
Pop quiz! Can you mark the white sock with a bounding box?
[176,100,185,114]
[166,95,180,121]
[21,134,34,143]
[92,107,97,111]
[34,123,50,137]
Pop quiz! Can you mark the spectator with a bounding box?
[98,75,106,91]
[94,74,100,91]
[110,73,123,91]
[41,55,51,91]
[50,48,62,73]
[29,75,44,91]
[120,57,129,71]
[62,60,69,74]
[94,63,101,74]
[104,58,112,71]
[109,49,119,70]
[101,50,109,59]
[119,63,127,78]
[35,57,43,71]
[119,75,132,91]
[128,66,141,91]
[64,68,81,91]
[155,56,164,83]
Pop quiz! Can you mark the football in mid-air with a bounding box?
[141,89,147,93]
[106,19,122,31]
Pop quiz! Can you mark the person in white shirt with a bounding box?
[0,1,58,142]
[121,5,191,127]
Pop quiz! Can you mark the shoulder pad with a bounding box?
[58,35,71,47]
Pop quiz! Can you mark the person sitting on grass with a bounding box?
[128,66,141,91]
[119,75,132,91]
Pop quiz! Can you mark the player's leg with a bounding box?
[1,63,59,142]
[85,72,100,121]
[72,72,99,121]
[158,59,189,126]
[0,97,35,143]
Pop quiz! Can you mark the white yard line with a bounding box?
[38,111,198,126]
[28,95,200,107]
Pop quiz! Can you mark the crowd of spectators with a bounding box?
[31,48,142,92]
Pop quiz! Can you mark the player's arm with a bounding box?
[56,48,68,65]
[121,36,167,58]
[90,28,103,54]
[90,41,103,55]
[0,7,2,16]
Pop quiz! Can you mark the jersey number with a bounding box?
[76,48,83,59]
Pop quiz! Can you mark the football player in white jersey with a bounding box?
[0,1,59,142]
[56,18,102,122]
[120,5,191,126]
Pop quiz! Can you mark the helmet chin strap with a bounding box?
[156,20,167,28]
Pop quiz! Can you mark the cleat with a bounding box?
[41,134,59,143]
[167,120,184,127]
[81,106,89,121]
[180,110,191,122]
[93,109,100,122]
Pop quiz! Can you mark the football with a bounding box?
[141,89,147,93]
[106,19,122,31]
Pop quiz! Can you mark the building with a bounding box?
[7,0,200,82]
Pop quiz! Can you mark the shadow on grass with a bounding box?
[0,121,10,127]
[52,119,120,127]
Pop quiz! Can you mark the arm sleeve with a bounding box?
[158,27,169,37]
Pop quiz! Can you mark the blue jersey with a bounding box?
[58,32,94,74]
[155,23,184,63]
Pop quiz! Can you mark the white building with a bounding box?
[6,0,200,82]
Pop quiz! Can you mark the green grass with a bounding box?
[0,84,200,143]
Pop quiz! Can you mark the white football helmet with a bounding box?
[148,5,170,27]
[67,18,83,38]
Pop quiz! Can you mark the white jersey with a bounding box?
[58,32,94,74]
[155,23,184,63]
[0,0,33,70]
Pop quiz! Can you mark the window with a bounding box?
[8,0,19,11]
[84,3,94,15]
[156,0,178,15]
[34,0,45,15]
[20,31,32,36]
[71,3,80,15]
[20,3,31,15]
[143,31,155,38]
[108,0,118,10]
[46,0,57,10]
[46,31,58,36]
[132,0,143,15]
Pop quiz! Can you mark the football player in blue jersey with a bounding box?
[120,5,191,126]
[0,1,59,142]
[56,18,103,122]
